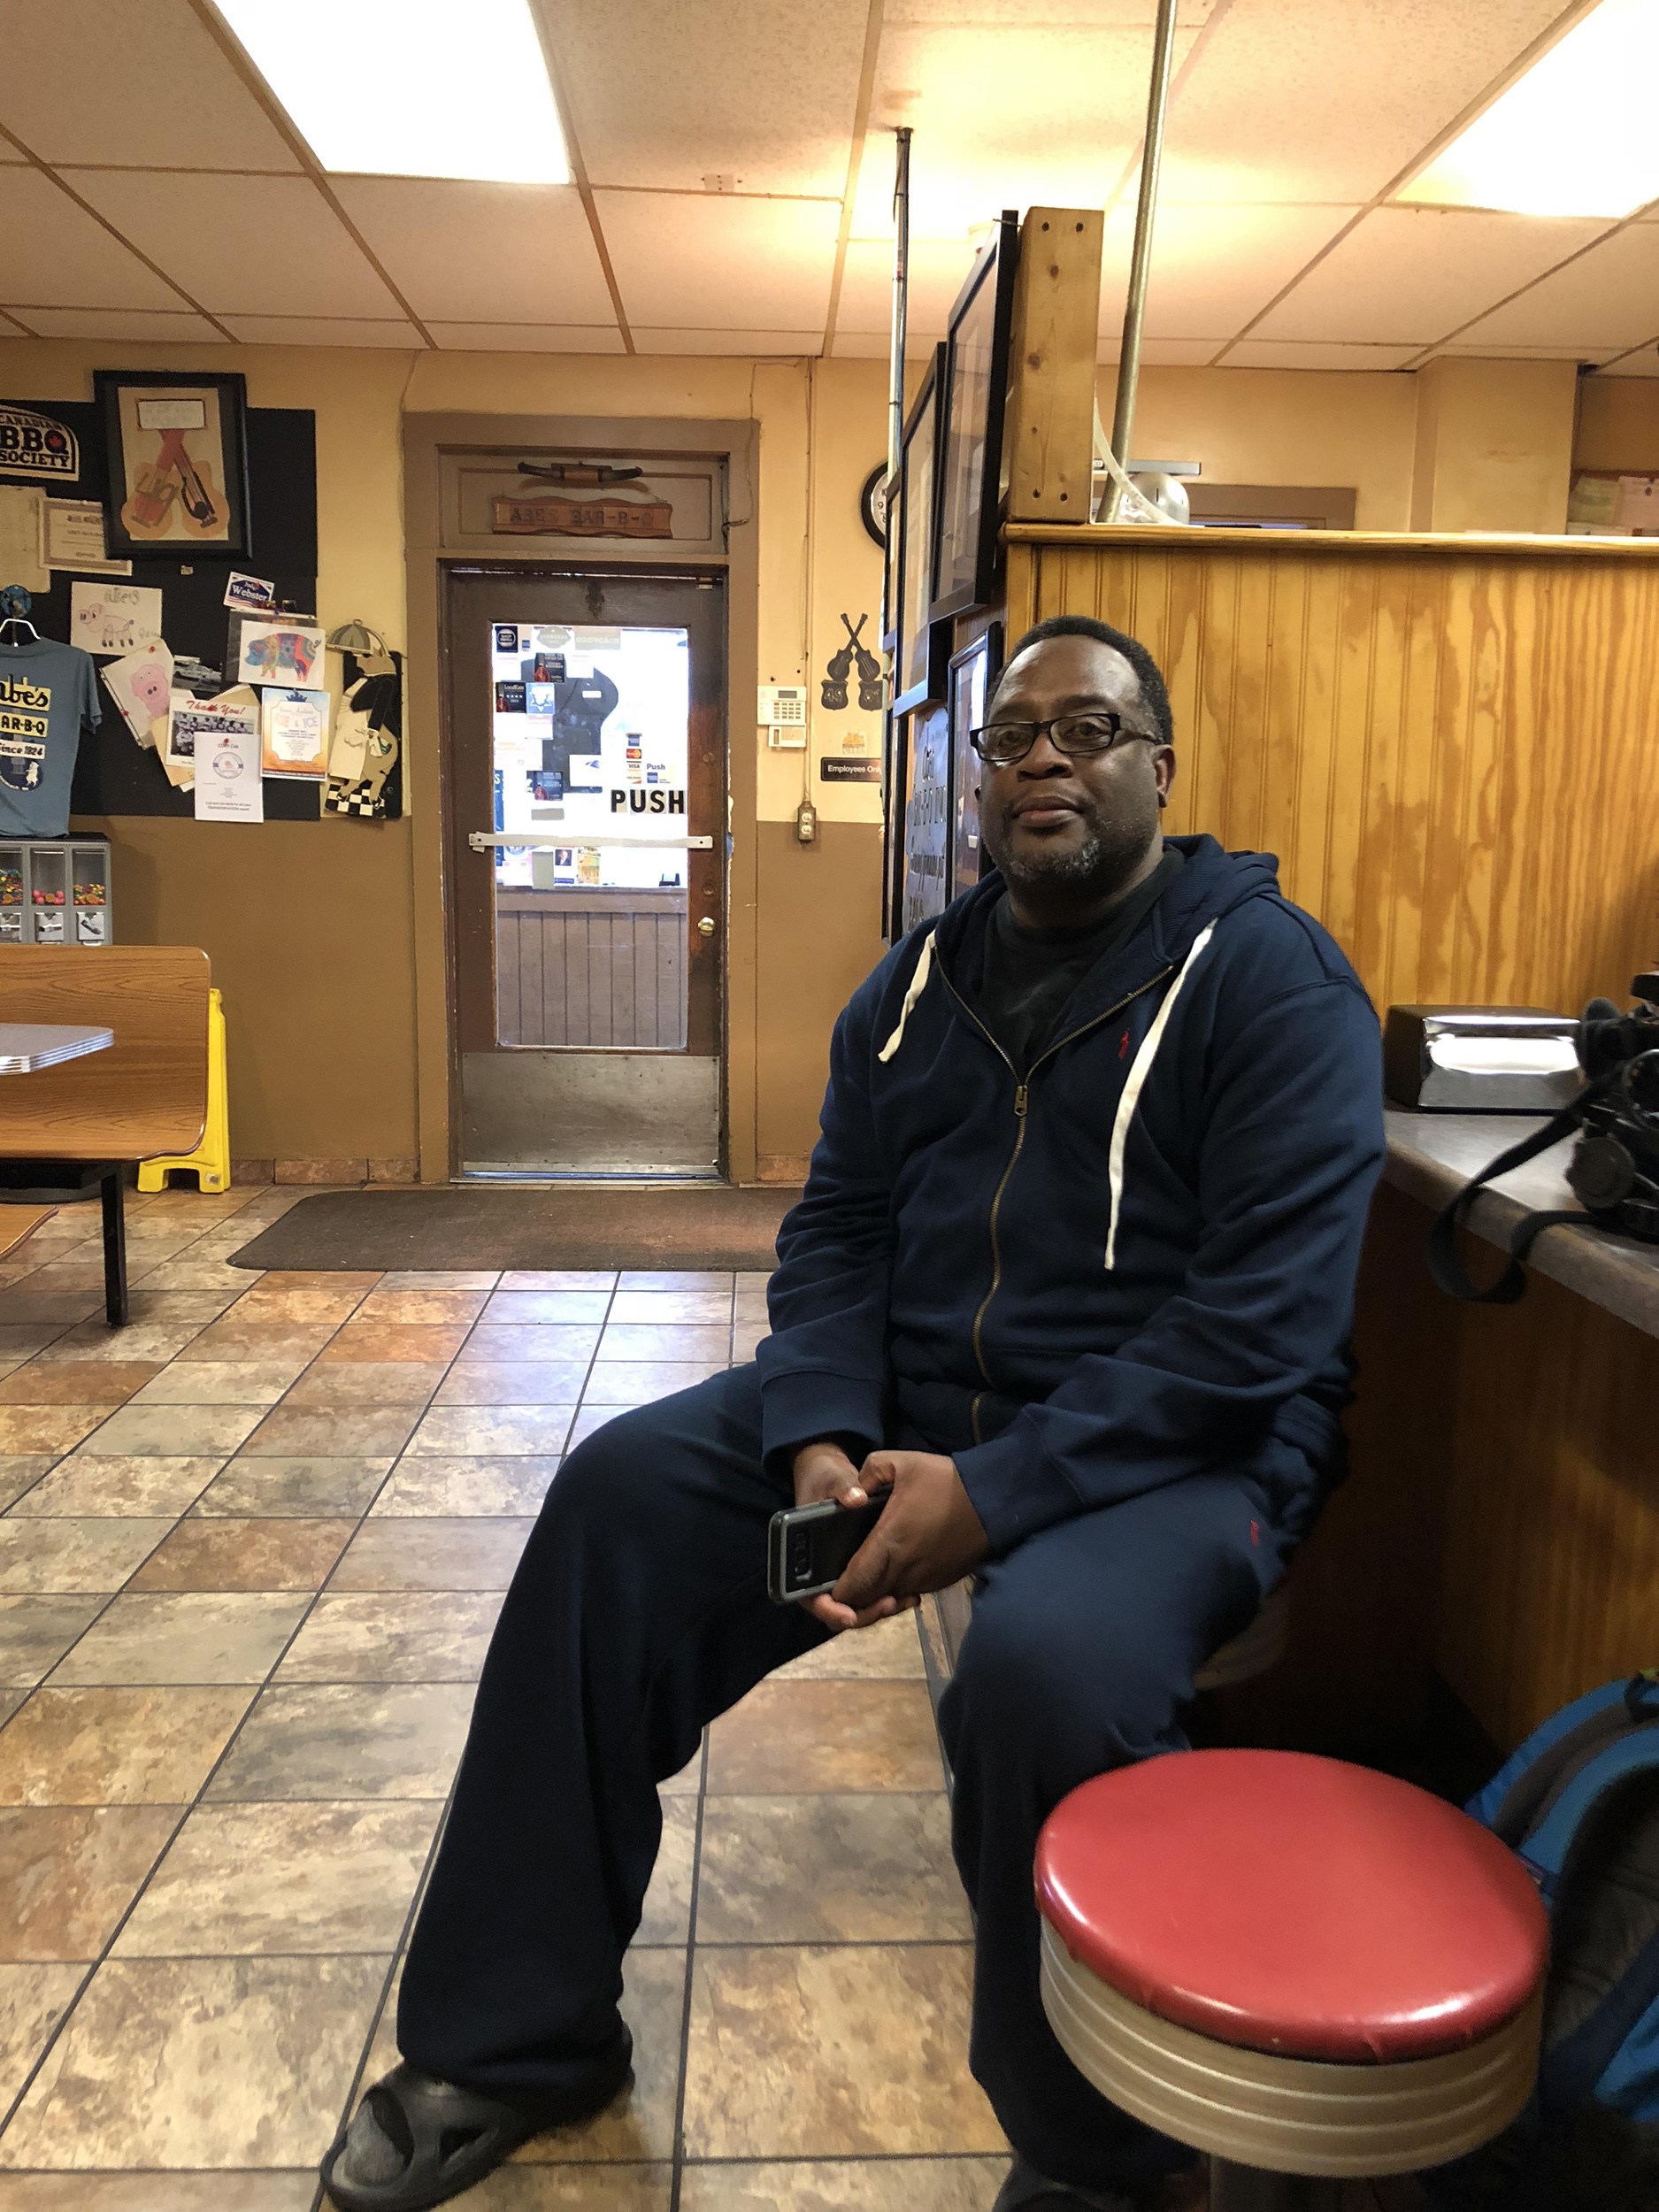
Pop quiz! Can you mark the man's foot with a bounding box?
[320,2037,633,2211]
[993,2151,1207,2212]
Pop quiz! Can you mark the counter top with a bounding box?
[1003,520,1659,560]
[1384,1107,1659,1341]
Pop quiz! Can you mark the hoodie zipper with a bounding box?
[937,963,1174,1440]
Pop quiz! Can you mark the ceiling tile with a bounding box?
[0,0,299,170]
[1223,340,1420,370]
[595,193,840,331]
[1097,338,1227,367]
[0,170,182,310]
[633,328,819,356]
[19,307,220,342]
[889,0,1220,19]
[1429,343,1621,363]
[830,329,941,360]
[546,0,867,197]
[332,180,615,325]
[66,173,399,318]
[1596,353,1659,378]
[220,316,425,349]
[1450,227,1659,351]
[835,239,978,339]
[1100,204,1356,340]
[427,325,626,354]
[1159,0,1573,204]
[0,312,35,334]
[1250,207,1610,344]
[852,22,1197,238]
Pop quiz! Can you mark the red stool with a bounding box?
[1036,1750,1548,2210]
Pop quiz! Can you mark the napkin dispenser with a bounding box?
[1383,1006,1584,1112]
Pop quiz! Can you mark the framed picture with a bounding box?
[948,622,1002,898]
[95,370,250,559]
[932,213,1018,623]
[893,344,949,716]
[895,703,952,936]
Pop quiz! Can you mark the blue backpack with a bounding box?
[1428,1671,1659,2209]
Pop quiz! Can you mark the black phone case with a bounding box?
[767,1494,888,1604]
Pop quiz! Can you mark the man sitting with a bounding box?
[323,614,1386,2212]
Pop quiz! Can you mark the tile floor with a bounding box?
[0,1185,1425,2212]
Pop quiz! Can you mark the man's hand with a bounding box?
[790,1440,909,1634]
[827,1448,989,1629]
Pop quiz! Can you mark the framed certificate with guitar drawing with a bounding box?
[96,371,251,560]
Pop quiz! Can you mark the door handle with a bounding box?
[697,917,716,937]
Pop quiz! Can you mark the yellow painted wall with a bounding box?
[1409,357,1576,534]
[1575,375,1659,472]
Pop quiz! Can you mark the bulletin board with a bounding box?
[1,396,319,818]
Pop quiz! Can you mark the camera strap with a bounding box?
[1426,1073,1617,1304]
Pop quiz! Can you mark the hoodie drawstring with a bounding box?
[1103,919,1217,1269]
[877,930,935,1064]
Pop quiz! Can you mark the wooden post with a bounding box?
[1004,207,1103,524]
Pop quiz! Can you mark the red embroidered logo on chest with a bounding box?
[1118,1029,1130,1058]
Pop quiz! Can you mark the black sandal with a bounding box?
[320,2040,634,2212]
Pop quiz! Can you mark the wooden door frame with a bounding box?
[403,412,760,1185]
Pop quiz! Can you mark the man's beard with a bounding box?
[991,808,1152,902]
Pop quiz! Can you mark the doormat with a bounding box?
[227,1185,803,1274]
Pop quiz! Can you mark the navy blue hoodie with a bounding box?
[755,833,1386,1555]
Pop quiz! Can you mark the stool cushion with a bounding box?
[1036,1748,1548,2064]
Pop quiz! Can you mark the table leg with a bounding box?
[100,1169,127,1327]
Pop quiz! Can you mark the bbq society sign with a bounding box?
[0,407,78,480]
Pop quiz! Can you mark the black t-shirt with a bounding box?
[973,847,1185,1075]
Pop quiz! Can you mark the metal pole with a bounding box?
[887,127,912,503]
[1110,0,1179,472]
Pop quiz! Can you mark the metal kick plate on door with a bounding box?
[467,833,714,851]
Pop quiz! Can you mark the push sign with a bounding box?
[0,408,79,480]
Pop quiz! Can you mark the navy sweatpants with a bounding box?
[396,1363,1313,2188]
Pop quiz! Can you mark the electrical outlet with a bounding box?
[795,800,818,844]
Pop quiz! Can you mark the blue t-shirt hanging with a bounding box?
[0,640,102,838]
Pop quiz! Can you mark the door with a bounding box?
[445,567,726,1176]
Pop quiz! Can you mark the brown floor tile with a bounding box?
[567,1407,627,1451]
[0,1690,22,1726]
[0,1962,86,2114]
[123,1289,242,1327]
[460,1325,603,1364]
[0,1686,253,1806]
[0,1521,172,1596]
[517,1947,686,2164]
[0,1598,103,1688]
[638,1798,696,1947]
[0,1295,100,1331]
[191,1455,392,1518]
[498,1270,616,1290]
[406,1406,574,1457]
[682,1946,999,2159]
[0,1459,58,1512]
[599,1324,733,1362]
[319,1322,470,1364]
[175,1318,340,1364]
[127,1360,306,1405]
[284,1362,448,1408]
[0,1953,388,2168]
[583,1360,727,1405]
[0,1406,108,1458]
[229,1286,377,1325]
[0,1330,72,1361]
[245,1272,383,1292]
[352,1289,491,1325]
[37,1320,214,1365]
[9,1455,224,1519]
[380,1270,502,1291]
[0,2177,320,2209]
[61,1402,265,1460]
[0,1365,161,1407]
[695,1795,970,1945]
[49,1594,310,1686]
[732,1328,766,1361]
[0,1805,178,1961]
[618,1271,733,1292]
[609,1292,733,1325]
[434,1363,590,1406]
[204,1681,474,1801]
[113,1799,441,1955]
[678,2162,1006,2212]
[329,1517,535,1592]
[239,1403,421,1459]
[773,1612,926,1681]
[275,1592,504,1684]
[707,1683,944,1795]
[129,1518,356,1594]
[480,1292,611,1324]
[370,1455,560,1517]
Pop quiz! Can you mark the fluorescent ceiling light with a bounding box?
[1398,0,1659,218]
[217,0,570,185]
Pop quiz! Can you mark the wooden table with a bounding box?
[0,1024,114,1075]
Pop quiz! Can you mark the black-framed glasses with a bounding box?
[969,710,1156,768]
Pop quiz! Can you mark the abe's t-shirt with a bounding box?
[0,640,101,837]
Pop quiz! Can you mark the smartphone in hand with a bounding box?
[767,1492,888,1605]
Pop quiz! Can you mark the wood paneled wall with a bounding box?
[1007,526,1659,1018]
[495,887,686,1049]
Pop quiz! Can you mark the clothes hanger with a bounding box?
[0,587,40,646]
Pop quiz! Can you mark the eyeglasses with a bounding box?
[969,710,1157,768]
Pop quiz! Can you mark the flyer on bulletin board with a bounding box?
[260,687,329,780]
[193,698,263,824]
